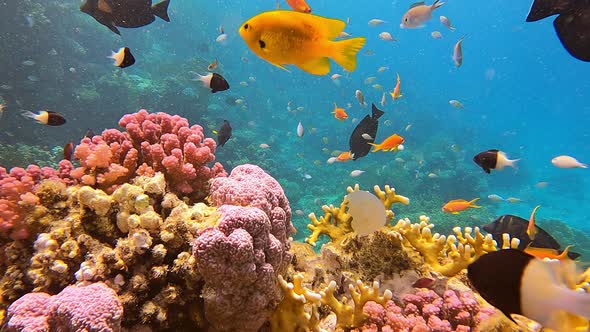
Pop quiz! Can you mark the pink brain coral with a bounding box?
[6,282,123,332]
[195,165,294,332]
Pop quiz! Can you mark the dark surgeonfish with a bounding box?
[468,249,590,331]
[349,103,384,160]
[217,120,232,147]
[80,0,171,35]
[526,0,590,61]
[482,214,580,259]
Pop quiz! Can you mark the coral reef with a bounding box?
[6,282,122,332]
[195,164,293,332]
[70,109,226,198]
[306,184,409,247]
[355,288,495,332]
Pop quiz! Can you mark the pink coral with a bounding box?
[6,282,123,332]
[0,165,61,240]
[358,289,495,332]
[70,109,226,197]
[194,165,293,332]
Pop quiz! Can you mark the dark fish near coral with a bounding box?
[194,73,230,93]
[349,103,384,160]
[526,0,590,61]
[217,120,232,147]
[21,110,66,126]
[80,0,171,35]
[468,249,590,330]
[85,128,95,138]
[473,149,519,174]
[63,142,74,161]
[109,47,135,68]
[482,214,580,259]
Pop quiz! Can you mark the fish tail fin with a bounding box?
[389,92,396,100]
[432,0,445,10]
[371,103,385,119]
[368,143,382,152]
[526,0,569,22]
[508,158,521,169]
[152,0,171,22]
[468,198,481,208]
[581,163,588,169]
[20,110,38,121]
[330,37,366,72]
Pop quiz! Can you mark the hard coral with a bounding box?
[306,184,409,246]
[0,165,64,240]
[195,164,293,332]
[6,282,122,332]
[71,109,226,199]
[356,288,496,332]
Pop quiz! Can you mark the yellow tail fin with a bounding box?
[331,37,366,72]
[368,142,382,152]
[469,198,481,208]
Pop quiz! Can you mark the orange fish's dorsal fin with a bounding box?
[527,205,541,240]
[557,245,573,260]
[410,1,425,8]
[293,12,345,39]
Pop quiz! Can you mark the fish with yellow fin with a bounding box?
[442,198,480,214]
[526,205,541,240]
[390,73,402,101]
[238,10,366,75]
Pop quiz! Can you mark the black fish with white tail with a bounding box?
[482,214,580,259]
[80,0,171,35]
[349,103,384,160]
[21,110,66,126]
[526,0,590,61]
[468,249,590,331]
[473,149,519,174]
[110,47,135,68]
[195,73,230,93]
[216,120,232,147]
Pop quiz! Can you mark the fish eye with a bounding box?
[259,40,266,49]
[404,17,408,22]
[244,24,249,30]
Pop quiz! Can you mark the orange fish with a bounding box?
[526,205,541,240]
[369,133,404,152]
[336,151,354,162]
[286,0,312,13]
[390,73,402,101]
[524,245,572,261]
[332,102,349,121]
[442,198,480,214]
[208,59,218,71]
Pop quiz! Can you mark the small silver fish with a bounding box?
[439,16,456,31]
[297,121,304,137]
[378,32,396,41]
[350,170,365,177]
[381,92,387,106]
[453,36,465,67]
[22,60,36,66]
[355,89,365,106]
[449,99,464,108]
[362,133,373,140]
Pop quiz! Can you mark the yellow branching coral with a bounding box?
[320,278,392,328]
[305,184,409,246]
[271,273,321,332]
[390,216,520,277]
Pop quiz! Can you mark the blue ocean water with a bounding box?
[1,0,589,246]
